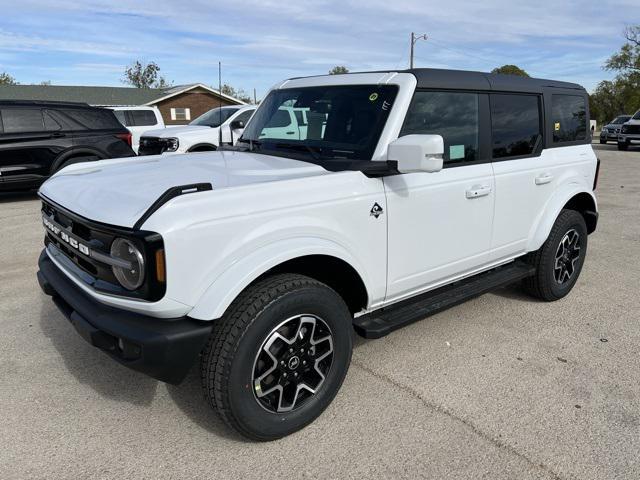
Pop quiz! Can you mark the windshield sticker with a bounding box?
[369,92,379,102]
[554,122,561,131]
[449,145,465,160]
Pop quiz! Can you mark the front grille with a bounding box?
[41,198,166,301]
[622,124,640,135]
[138,137,166,155]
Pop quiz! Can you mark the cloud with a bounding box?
[0,0,629,93]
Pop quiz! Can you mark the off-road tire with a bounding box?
[522,209,588,301]
[200,273,353,441]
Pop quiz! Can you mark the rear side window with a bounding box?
[1,108,45,133]
[490,94,541,159]
[400,91,479,165]
[551,95,586,143]
[58,108,123,130]
[129,110,158,126]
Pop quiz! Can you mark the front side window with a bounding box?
[491,94,541,159]
[400,91,479,165]
[1,108,45,133]
[552,95,586,143]
[233,109,254,125]
[190,107,237,127]
[241,85,398,162]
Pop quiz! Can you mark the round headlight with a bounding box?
[110,238,145,290]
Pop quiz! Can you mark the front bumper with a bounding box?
[37,250,212,384]
[618,134,640,144]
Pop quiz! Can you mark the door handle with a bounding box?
[465,184,492,199]
[535,173,554,185]
[286,131,295,135]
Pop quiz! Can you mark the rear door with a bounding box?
[0,107,66,186]
[488,92,588,261]
[384,90,496,301]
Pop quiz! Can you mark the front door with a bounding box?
[384,90,495,302]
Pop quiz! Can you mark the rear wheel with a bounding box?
[523,209,588,301]
[200,274,353,440]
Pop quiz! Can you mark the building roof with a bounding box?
[0,83,246,107]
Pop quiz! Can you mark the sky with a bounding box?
[0,0,637,99]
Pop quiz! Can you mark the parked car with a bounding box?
[617,109,640,150]
[0,100,135,191]
[37,68,598,440]
[137,105,255,155]
[599,115,631,144]
[108,106,164,154]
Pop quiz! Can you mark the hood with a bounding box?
[142,125,214,138]
[39,151,328,228]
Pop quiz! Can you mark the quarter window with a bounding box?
[490,94,541,159]
[551,95,586,143]
[400,91,479,165]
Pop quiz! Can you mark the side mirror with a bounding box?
[230,120,245,130]
[387,134,444,173]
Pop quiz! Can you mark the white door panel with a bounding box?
[384,163,495,301]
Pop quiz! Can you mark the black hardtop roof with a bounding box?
[0,99,91,108]
[288,67,585,93]
[405,68,585,93]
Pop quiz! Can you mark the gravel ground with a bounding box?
[1,143,638,480]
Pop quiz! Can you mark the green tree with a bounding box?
[0,72,18,85]
[220,83,253,103]
[329,65,349,75]
[590,25,640,124]
[491,65,530,77]
[122,61,170,89]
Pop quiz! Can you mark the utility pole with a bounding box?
[410,32,428,69]
[253,88,257,105]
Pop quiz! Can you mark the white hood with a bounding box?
[39,151,328,228]
[142,124,214,138]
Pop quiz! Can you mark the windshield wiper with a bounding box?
[273,143,324,162]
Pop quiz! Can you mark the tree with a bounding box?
[122,61,170,89]
[220,83,253,103]
[0,72,18,85]
[329,66,349,75]
[491,65,530,77]
[605,26,640,74]
[590,25,640,124]
[40,80,52,86]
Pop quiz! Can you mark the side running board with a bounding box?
[134,183,212,230]
[353,261,536,339]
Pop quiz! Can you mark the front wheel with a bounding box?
[599,138,607,144]
[200,274,353,440]
[523,209,588,301]
[618,141,628,151]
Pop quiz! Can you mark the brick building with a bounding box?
[0,83,246,125]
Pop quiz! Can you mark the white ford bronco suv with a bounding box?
[37,69,599,440]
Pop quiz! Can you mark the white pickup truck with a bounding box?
[37,68,599,440]
[137,105,256,155]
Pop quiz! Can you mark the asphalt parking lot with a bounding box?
[1,143,639,480]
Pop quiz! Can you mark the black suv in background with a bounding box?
[0,101,135,191]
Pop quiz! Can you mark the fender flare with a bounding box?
[527,184,597,251]
[50,147,105,174]
[188,237,372,321]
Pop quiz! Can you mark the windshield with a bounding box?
[633,111,640,121]
[240,85,398,162]
[190,107,239,127]
[613,116,631,124]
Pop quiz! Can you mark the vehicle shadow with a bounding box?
[165,367,245,441]
[0,190,39,203]
[38,300,160,406]
[489,282,542,302]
